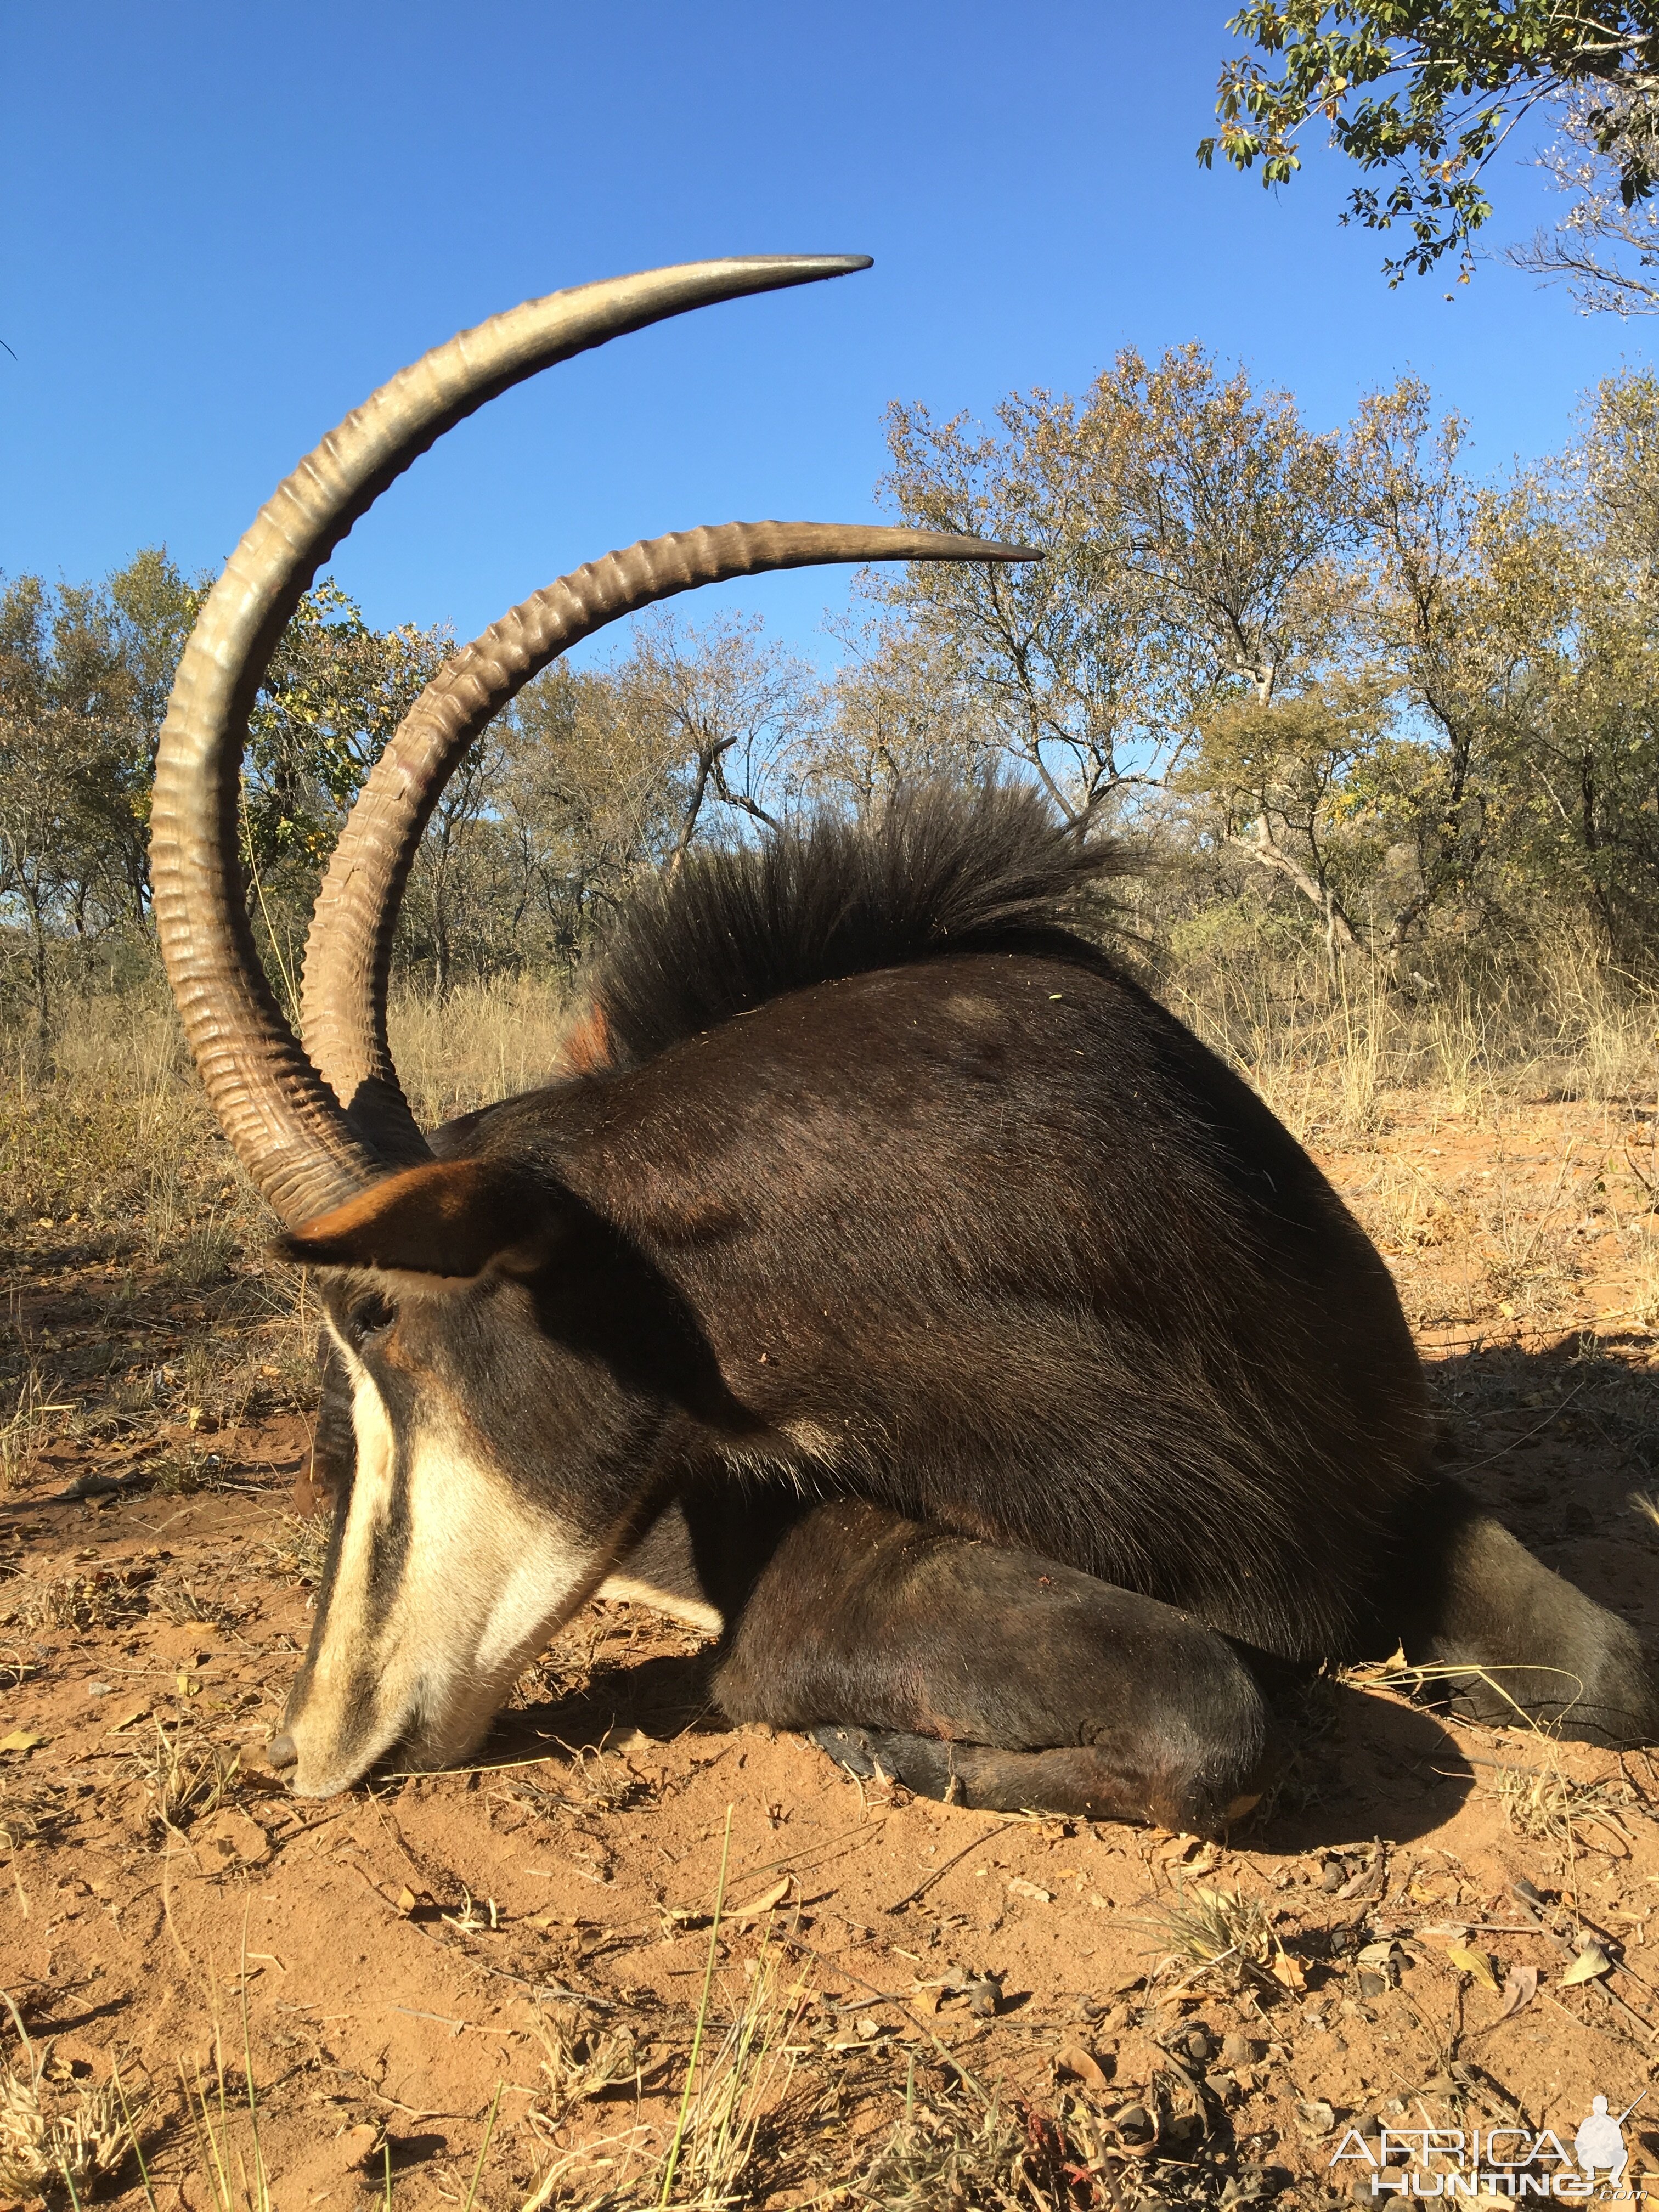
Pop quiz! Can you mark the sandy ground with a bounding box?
[4,1088,1659,2208]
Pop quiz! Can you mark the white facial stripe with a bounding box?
[287,1347,403,1787]
[286,1333,627,1797]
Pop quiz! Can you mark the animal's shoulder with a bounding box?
[584,780,1126,1070]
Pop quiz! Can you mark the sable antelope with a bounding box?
[151,257,1659,1821]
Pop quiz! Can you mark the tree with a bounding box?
[862,390,1166,828]
[611,612,822,865]
[855,347,1345,858]
[498,661,686,971]
[800,614,1000,815]
[0,552,204,1019]
[1185,675,1389,972]
[1203,2,1659,293]
[1341,379,1526,965]
[243,580,451,886]
[1085,345,1345,710]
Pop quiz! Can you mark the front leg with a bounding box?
[709,1497,1272,1833]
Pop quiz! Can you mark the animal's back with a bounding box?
[469,786,1432,1660]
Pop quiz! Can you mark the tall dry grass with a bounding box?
[5,942,1657,1246]
[0,973,576,1240]
[1166,935,1659,1143]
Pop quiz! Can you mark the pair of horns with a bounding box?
[150,256,1039,1229]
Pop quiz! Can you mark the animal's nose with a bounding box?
[266,1732,297,1771]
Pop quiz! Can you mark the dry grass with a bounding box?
[850,2074,1035,2212]
[0,1785,67,1853]
[386,972,571,1128]
[1169,934,1659,1142]
[0,1564,154,1633]
[128,1717,246,1836]
[0,1996,148,2206]
[525,2012,645,2131]
[263,1513,329,1588]
[0,1353,71,1494]
[1491,1759,1639,1853]
[1136,1883,1278,1992]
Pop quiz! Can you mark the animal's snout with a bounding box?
[266,1731,298,1771]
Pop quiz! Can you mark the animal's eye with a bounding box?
[343,1291,395,1349]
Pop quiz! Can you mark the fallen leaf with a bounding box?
[395,1886,428,1918]
[1357,1939,1403,1969]
[1493,1964,1538,2021]
[726,1876,792,1922]
[0,1731,45,1754]
[1007,1877,1053,1904]
[1446,1944,1501,1994]
[1336,1859,1386,1902]
[1560,1944,1613,1987]
[1271,1951,1306,1993]
[1056,2042,1111,2092]
[104,1706,151,1736]
[1296,2099,1336,2138]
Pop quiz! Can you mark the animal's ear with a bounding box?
[275,1159,563,1279]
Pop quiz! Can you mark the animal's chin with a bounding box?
[281,1671,501,1796]
[284,1716,425,1799]
[286,1754,372,1800]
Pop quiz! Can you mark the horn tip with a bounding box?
[736,252,872,278]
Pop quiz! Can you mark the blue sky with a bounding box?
[3,2,1651,665]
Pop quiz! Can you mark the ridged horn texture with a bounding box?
[149,256,878,1228]
[301,521,1041,1164]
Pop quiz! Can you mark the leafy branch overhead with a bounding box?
[1201,2,1659,294]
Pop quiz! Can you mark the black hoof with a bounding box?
[806,1721,1266,1831]
[809,1724,967,1797]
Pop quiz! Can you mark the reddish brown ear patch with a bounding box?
[552,1002,613,1077]
[277,1159,559,1279]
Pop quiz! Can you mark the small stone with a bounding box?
[86,1683,111,1698]
[1322,1858,1346,1892]
[193,1808,270,1867]
[965,1973,1002,2019]
[340,2122,382,2170]
[1221,2032,1259,2067]
[1184,2027,1211,2064]
[1358,1970,1387,2000]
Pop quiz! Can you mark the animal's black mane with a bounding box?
[588,780,1125,1069]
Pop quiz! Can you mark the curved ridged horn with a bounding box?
[149,256,877,1228]
[302,521,1042,1164]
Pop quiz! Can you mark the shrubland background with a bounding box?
[9,347,1659,1264]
